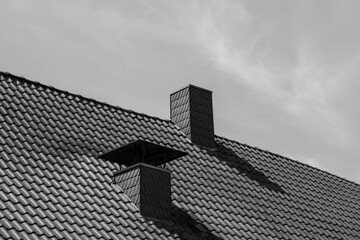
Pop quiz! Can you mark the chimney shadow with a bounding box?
[152,204,223,240]
[204,142,286,194]
[151,142,285,239]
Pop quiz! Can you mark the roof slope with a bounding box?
[1,72,360,240]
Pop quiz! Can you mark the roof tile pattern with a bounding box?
[1,72,360,239]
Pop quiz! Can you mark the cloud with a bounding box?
[185,0,360,148]
[191,1,277,94]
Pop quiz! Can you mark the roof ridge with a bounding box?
[0,71,172,124]
[215,134,360,188]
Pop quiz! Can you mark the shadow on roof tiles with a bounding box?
[208,143,285,194]
[153,205,223,240]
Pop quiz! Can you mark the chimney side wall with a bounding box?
[171,85,214,148]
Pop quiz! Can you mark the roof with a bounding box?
[1,71,360,239]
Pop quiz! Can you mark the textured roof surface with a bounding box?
[1,71,360,240]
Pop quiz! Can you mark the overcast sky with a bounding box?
[1,0,360,184]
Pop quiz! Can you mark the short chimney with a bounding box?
[100,140,186,221]
[170,85,215,148]
[114,163,171,221]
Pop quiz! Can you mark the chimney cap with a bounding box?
[170,84,213,97]
[99,139,187,166]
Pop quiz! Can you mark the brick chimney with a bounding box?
[170,85,215,148]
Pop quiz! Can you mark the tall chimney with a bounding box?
[170,85,214,148]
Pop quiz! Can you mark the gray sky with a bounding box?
[1,0,360,183]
